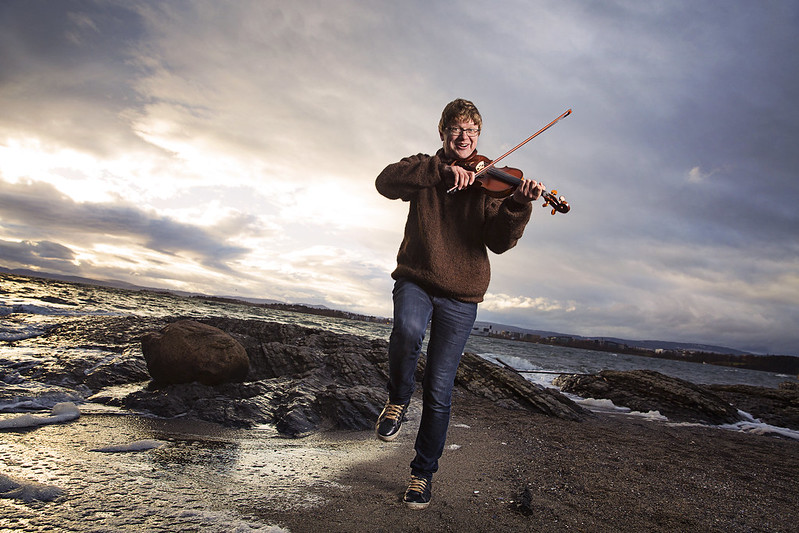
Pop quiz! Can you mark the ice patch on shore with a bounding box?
[629,410,668,421]
[91,439,167,452]
[725,422,799,440]
[574,397,624,412]
[0,402,80,429]
[0,472,63,502]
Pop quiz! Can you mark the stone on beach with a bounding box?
[141,320,250,386]
[452,350,584,421]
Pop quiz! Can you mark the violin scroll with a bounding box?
[542,190,570,215]
[449,153,571,215]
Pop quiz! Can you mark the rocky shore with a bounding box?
[554,369,799,429]
[86,316,587,434]
[32,316,791,436]
[3,315,798,532]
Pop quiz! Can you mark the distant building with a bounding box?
[471,324,492,336]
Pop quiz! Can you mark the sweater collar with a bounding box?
[437,148,477,165]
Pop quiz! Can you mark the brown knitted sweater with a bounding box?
[376,149,533,303]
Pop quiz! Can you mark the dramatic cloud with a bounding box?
[0,179,249,270]
[1,0,797,354]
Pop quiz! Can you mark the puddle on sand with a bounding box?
[0,413,395,532]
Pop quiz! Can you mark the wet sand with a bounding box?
[262,391,799,533]
[2,391,798,532]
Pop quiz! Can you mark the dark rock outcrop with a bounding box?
[141,320,249,385]
[121,317,586,435]
[124,318,393,434]
[453,352,584,421]
[554,370,744,425]
[707,382,799,430]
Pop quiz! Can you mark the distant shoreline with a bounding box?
[195,295,799,376]
[3,268,798,375]
[474,329,799,376]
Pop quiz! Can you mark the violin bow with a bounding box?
[480,108,572,176]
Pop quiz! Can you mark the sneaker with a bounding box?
[375,401,409,442]
[403,475,431,509]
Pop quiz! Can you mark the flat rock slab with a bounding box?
[554,369,744,425]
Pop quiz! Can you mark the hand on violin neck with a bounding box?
[444,163,475,191]
[511,178,545,204]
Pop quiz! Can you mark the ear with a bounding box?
[439,129,446,142]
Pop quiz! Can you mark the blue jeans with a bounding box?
[387,278,478,479]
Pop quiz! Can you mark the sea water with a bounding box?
[1,272,791,389]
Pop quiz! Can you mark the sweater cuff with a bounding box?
[505,196,534,213]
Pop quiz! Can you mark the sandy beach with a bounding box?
[3,275,798,532]
[263,391,799,533]
[2,388,798,532]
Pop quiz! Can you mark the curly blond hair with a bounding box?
[438,98,482,135]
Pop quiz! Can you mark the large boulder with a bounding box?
[141,320,249,385]
[554,370,744,425]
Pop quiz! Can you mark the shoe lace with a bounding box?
[383,403,405,422]
[407,476,429,494]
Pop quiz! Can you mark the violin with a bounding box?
[445,108,573,215]
[449,152,571,215]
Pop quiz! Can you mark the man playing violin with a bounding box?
[375,98,545,509]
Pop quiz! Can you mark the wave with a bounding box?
[1,303,70,317]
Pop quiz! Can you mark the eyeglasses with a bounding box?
[446,126,480,137]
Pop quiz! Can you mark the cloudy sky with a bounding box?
[1,0,797,355]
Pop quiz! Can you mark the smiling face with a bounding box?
[438,99,482,161]
[440,120,480,161]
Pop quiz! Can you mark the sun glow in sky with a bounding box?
[1,0,798,355]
